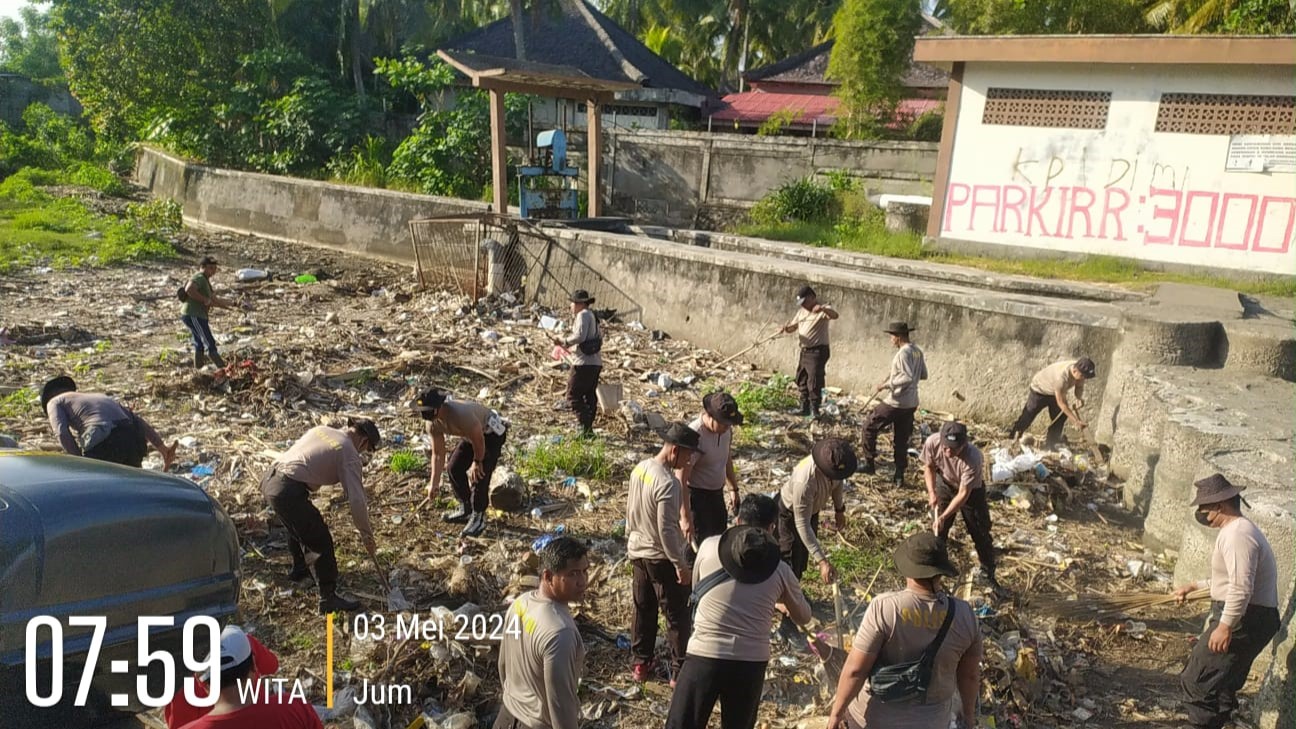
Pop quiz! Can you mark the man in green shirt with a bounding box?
[181,256,236,368]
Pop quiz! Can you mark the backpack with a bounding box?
[176,285,189,303]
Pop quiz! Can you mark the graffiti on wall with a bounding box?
[944,146,1296,256]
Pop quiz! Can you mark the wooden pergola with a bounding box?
[437,50,641,218]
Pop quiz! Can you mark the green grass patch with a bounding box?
[0,196,177,272]
[388,449,426,474]
[732,374,798,416]
[516,435,612,482]
[732,423,768,449]
[737,217,1293,297]
[0,389,38,419]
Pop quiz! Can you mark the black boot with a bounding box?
[319,592,361,614]
[442,504,470,524]
[796,401,811,417]
[193,351,207,369]
[984,568,1008,597]
[461,512,486,537]
[287,566,314,585]
[209,352,227,369]
[892,474,905,488]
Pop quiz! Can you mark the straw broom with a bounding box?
[1037,588,1210,618]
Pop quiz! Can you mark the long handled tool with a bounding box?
[831,582,850,651]
[715,329,784,367]
[366,543,412,611]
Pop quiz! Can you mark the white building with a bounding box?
[915,35,1295,276]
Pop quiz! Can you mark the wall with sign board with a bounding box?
[938,63,1295,275]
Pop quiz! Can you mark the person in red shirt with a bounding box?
[165,631,280,728]
[179,626,321,729]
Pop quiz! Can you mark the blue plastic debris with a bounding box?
[190,464,215,478]
[531,534,557,553]
[615,634,631,650]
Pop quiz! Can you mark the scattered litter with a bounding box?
[294,273,318,284]
[235,268,269,282]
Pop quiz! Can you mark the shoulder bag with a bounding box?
[867,597,959,703]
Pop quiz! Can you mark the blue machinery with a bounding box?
[518,129,579,220]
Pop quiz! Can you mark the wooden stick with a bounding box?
[715,330,784,367]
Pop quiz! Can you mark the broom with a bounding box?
[1036,588,1209,619]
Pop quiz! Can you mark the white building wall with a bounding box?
[529,98,669,131]
[942,63,1296,275]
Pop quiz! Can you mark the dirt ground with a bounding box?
[0,191,1248,729]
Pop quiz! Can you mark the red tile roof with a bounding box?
[712,92,941,128]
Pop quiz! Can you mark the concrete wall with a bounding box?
[134,147,489,262]
[606,129,938,228]
[0,76,82,128]
[938,63,1296,276]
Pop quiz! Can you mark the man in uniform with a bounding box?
[861,322,927,487]
[627,423,700,684]
[41,376,177,469]
[261,419,380,613]
[1008,356,1096,448]
[667,494,812,729]
[780,285,838,419]
[677,392,744,555]
[922,421,1001,594]
[494,537,588,729]
[1174,474,1280,729]
[550,289,602,436]
[180,255,237,369]
[413,387,508,537]
[777,438,857,585]
[825,532,983,729]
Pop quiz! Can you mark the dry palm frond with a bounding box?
[1035,588,1210,619]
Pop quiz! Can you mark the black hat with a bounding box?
[347,418,381,450]
[664,422,701,451]
[1075,357,1096,378]
[40,376,77,413]
[795,285,816,303]
[718,525,782,584]
[200,255,219,266]
[811,438,857,480]
[893,532,959,579]
[884,322,914,336]
[412,387,447,420]
[940,420,968,446]
[703,392,744,426]
[1190,473,1245,507]
[569,289,595,304]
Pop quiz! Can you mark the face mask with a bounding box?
[1194,508,1213,526]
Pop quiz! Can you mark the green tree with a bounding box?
[1146,0,1295,32]
[0,4,64,84]
[51,0,270,138]
[826,0,922,139]
[943,0,1151,33]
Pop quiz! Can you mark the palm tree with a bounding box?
[1144,0,1235,31]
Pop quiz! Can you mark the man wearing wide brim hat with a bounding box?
[40,375,177,470]
[1172,474,1279,729]
[551,289,602,436]
[778,284,839,419]
[826,532,983,729]
[777,438,857,586]
[667,494,811,729]
[678,392,745,556]
[861,322,928,487]
[626,423,702,684]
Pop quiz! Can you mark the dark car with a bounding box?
[0,452,241,727]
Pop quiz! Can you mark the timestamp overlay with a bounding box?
[334,608,522,708]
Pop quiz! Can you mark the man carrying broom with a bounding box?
[1173,474,1279,729]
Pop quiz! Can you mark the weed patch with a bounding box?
[732,374,798,416]
[0,196,177,272]
[0,389,38,419]
[516,436,612,482]
[388,449,427,474]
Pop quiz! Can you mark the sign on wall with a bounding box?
[1225,136,1296,173]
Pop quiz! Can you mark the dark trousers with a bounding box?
[795,346,829,411]
[690,488,728,545]
[83,419,147,468]
[631,557,691,674]
[1181,602,1281,729]
[262,469,338,597]
[776,496,819,578]
[666,655,767,729]
[861,404,916,476]
[447,430,507,513]
[180,314,220,358]
[566,365,601,431]
[935,475,996,573]
[1010,390,1064,446]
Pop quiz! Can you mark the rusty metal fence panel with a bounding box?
[407,214,545,300]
